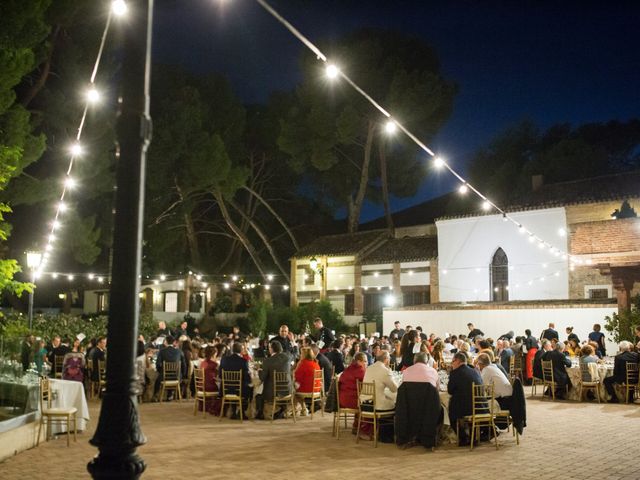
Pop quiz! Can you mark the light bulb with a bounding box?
[160,274,166,281]
[433,157,445,169]
[65,177,76,189]
[481,201,491,211]
[267,274,274,281]
[111,0,128,17]
[325,64,340,79]
[458,184,468,194]
[86,88,100,104]
[384,120,397,134]
[70,143,83,157]
[58,201,67,212]
[88,273,95,280]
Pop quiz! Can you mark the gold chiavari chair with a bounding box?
[623,363,639,404]
[193,367,217,417]
[54,355,65,379]
[272,371,296,423]
[159,361,182,402]
[579,362,600,403]
[457,383,499,451]
[333,375,358,438]
[296,369,325,418]
[356,380,394,448]
[541,360,567,401]
[219,369,243,421]
[38,377,77,447]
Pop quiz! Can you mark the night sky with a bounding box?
[153,0,639,220]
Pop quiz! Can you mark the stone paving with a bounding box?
[2,389,640,480]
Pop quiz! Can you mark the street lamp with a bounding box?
[26,251,42,330]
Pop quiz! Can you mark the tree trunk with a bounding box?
[348,120,375,234]
[175,181,201,268]
[378,139,394,233]
[242,185,299,251]
[21,25,60,107]
[213,189,268,278]
[228,199,290,282]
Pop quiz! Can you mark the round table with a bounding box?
[565,363,614,401]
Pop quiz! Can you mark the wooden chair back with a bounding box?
[194,367,205,394]
[541,360,554,384]
[625,362,639,385]
[221,369,242,397]
[40,377,52,410]
[357,380,377,412]
[273,370,292,399]
[163,361,181,382]
[471,383,495,416]
[580,362,595,383]
[54,355,65,378]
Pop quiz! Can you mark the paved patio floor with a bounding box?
[2,389,640,480]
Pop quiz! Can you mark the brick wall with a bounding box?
[571,218,640,255]
[566,199,640,224]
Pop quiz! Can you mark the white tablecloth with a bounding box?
[48,379,89,433]
[565,364,615,401]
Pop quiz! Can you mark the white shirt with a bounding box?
[480,364,513,398]
[362,361,398,410]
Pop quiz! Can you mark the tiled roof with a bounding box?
[360,236,438,264]
[292,230,387,258]
[507,171,640,210]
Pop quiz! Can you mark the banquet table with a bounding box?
[48,378,90,433]
[565,363,615,401]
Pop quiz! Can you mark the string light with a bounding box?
[458,184,468,194]
[64,177,76,189]
[111,0,128,16]
[69,143,83,157]
[253,0,577,272]
[86,87,101,104]
[481,201,491,211]
[384,120,397,134]
[325,64,340,79]
[58,201,67,212]
[267,274,274,281]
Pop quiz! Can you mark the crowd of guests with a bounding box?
[18,316,640,448]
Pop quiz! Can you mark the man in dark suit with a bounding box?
[389,321,404,340]
[154,335,187,400]
[312,344,333,393]
[540,322,559,342]
[604,341,639,403]
[467,323,484,341]
[313,317,335,349]
[541,341,571,399]
[324,340,345,374]
[533,339,552,380]
[219,341,252,418]
[89,337,107,382]
[448,352,483,446]
[272,324,295,356]
[258,341,293,420]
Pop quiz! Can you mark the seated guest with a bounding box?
[156,320,171,337]
[338,352,368,433]
[200,345,222,415]
[362,351,398,411]
[325,340,345,374]
[219,342,252,418]
[476,353,513,411]
[498,339,514,372]
[402,352,439,389]
[541,341,572,399]
[533,339,552,380]
[579,344,599,383]
[294,347,321,415]
[272,324,295,356]
[604,341,639,403]
[458,341,472,364]
[62,339,85,383]
[258,341,292,420]
[431,340,445,370]
[565,338,581,358]
[154,335,187,400]
[253,338,271,359]
[477,339,495,362]
[89,337,107,382]
[312,345,333,393]
[135,340,147,397]
[399,330,420,370]
[448,352,483,446]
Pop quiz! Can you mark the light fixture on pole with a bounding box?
[26,251,42,330]
[309,256,324,278]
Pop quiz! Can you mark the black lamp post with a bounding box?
[87,1,153,478]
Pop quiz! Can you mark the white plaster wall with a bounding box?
[362,264,393,288]
[400,261,430,286]
[436,208,569,302]
[326,265,355,289]
[383,306,618,354]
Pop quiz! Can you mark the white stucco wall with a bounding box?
[383,305,618,354]
[436,208,570,302]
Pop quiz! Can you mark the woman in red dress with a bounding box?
[338,352,367,434]
[294,347,321,415]
[201,344,223,415]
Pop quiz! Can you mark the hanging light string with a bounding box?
[37,2,128,277]
[253,0,589,267]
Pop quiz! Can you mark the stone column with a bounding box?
[392,263,402,307]
[430,258,439,303]
[290,258,298,307]
[354,264,363,315]
[320,256,328,301]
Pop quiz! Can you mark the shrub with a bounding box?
[247,300,269,337]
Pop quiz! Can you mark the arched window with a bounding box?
[490,248,509,301]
